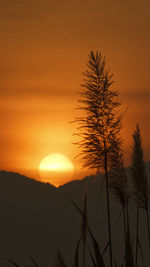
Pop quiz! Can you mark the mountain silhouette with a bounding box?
[0,163,149,266]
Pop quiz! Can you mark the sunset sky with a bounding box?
[0,0,150,184]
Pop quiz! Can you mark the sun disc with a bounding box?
[39,153,74,187]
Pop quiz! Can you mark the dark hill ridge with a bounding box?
[0,170,97,267]
[0,170,56,189]
[0,163,149,267]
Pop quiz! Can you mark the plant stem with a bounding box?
[123,204,127,250]
[83,241,85,267]
[105,153,113,267]
[145,207,150,247]
[135,205,139,267]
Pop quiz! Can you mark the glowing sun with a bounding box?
[39,153,74,187]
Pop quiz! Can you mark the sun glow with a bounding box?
[39,153,74,187]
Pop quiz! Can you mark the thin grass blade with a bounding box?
[0,243,40,267]
[0,258,20,267]
[102,241,110,256]
[74,237,81,267]
[88,245,97,267]
[87,228,106,267]
[55,249,67,267]
[66,194,106,267]
[138,238,145,267]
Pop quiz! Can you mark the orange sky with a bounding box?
[0,0,150,184]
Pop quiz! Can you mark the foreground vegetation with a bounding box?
[55,51,149,267]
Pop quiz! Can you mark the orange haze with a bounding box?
[0,0,150,185]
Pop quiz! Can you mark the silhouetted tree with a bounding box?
[131,124,150,267]
[74,51,122,267]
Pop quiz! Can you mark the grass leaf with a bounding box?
[102,241,110,256]
[74,237,81,267]
[88,245,97,267]
[65,194,106,267]
[55,249,67,267]
[0,257,20,267]
[138,238,145,267]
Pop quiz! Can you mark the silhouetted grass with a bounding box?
[57,161,149,267]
